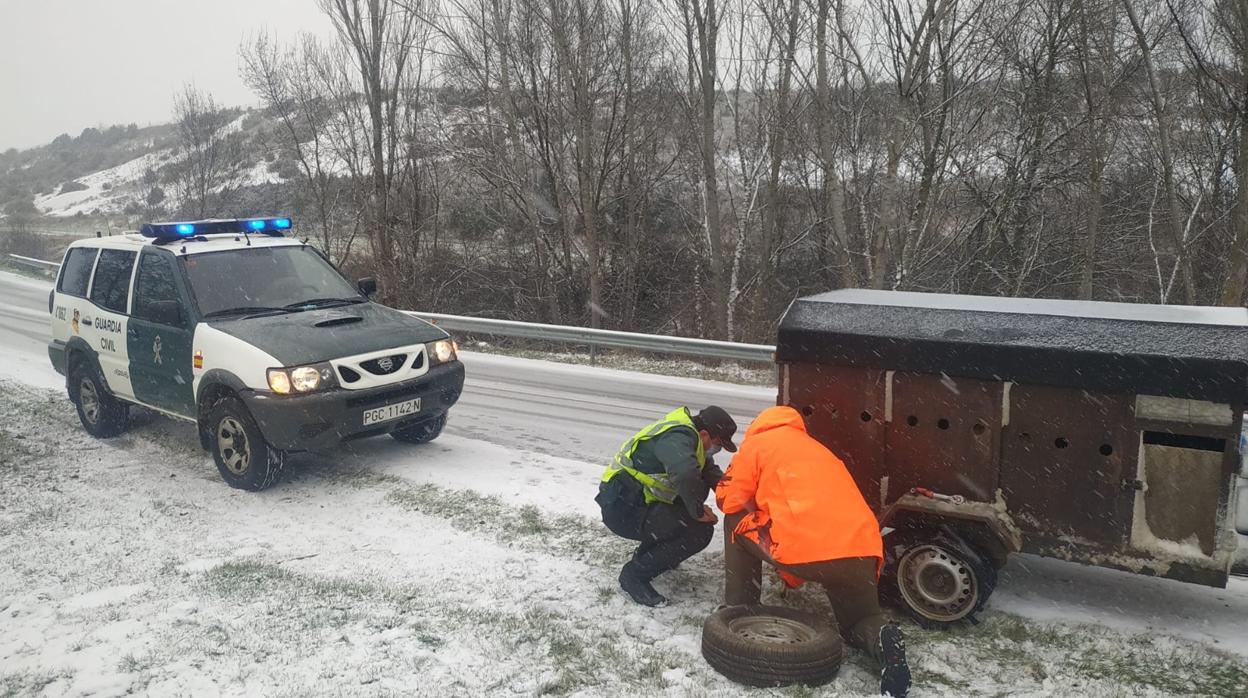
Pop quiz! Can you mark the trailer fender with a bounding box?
[880,494,1023,569]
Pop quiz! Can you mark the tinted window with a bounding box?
[89,249,137,313]
[132,252,182,325]
[182,245,359,317]
[57,247,98,297]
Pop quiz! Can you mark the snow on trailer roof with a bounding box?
[777,289,1248,403]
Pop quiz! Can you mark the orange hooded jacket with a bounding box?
[716,406,883,573]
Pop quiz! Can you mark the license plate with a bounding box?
[362,398,421,426]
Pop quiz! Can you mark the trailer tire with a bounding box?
[883,530,996,628]
[701,604,842,687]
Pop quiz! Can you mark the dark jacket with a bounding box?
[628,426,723,518]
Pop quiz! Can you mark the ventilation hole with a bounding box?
[829,409,839,419]
[972,423,986,436]
[906,415,918,427]
[801,405,814,417]
[860,411,872,422]
[1019,432,1031,442]
[1055,437,1070,449]
[1099,443,1114,457]
[937,418,950,430]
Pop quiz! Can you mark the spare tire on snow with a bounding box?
[701,604,843,687]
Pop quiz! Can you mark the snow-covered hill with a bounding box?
[32,149,178,217]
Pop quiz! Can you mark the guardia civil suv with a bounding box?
[47,218,465,490]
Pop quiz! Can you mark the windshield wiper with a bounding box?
[203,306,291,319]
[282,297,366,310]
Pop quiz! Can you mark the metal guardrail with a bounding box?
[407,312,776,363]
[7,253,776,363]
[7,253,61,269]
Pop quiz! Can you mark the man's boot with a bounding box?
[878,623,910,697]
[619,563,667,607]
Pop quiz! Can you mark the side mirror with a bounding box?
[149,300,183,327]
[358,277,378,297]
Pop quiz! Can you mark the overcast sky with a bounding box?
[0,0,335,151]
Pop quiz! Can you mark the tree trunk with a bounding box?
[1124,0,1195,303]
[816,0,856,288]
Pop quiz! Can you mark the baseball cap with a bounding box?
[696,406,738,452]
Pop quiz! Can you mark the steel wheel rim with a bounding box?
[727,615,817,645]
[898,544,977,622]
[79,377,100,424]
[217,417,251,475]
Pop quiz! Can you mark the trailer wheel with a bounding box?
[883,531,996,628]
[701,604,842,687]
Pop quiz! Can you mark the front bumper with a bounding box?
[240,361,465,451]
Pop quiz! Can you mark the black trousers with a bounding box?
[597,476,714,580]
[723,512,889,664]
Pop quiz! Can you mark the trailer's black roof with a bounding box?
[777,290,1248,403]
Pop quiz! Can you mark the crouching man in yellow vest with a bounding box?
[596,406,739,606]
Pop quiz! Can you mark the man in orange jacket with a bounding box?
[716,405,910,698]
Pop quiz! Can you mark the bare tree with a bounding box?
[1123,0,1197,302]
[242,33,364,263]
[677,0,731,338]
[321,0,425,262]
[1167,0,1248,305]
[172,86,242,219]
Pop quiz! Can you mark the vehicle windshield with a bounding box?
[181,245,362,318]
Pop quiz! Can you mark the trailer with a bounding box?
[775,289,1248,626]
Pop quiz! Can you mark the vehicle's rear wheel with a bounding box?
[882,530,996,628]
[206,396,284,491]
[701,604,842,687]
[69,361,128,438]
[390,412,447,445]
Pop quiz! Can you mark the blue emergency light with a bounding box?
[140,217,295,240]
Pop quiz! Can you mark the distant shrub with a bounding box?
[146,186,166,206]
[59,180,89,195]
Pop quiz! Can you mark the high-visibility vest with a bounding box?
[602,407,706,505]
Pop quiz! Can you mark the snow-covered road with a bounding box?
[2,269,1248,696]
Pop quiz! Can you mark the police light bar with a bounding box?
[140,217,293,239]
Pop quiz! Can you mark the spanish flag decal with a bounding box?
[193,350,204,369]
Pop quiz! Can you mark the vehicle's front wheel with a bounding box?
[390,412,447,445]
[69,361,128,438]
[206,396,284,491]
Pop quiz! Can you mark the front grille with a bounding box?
[361,354,407,376]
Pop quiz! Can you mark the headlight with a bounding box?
[267,363,337,394]
[427,339,458,365]
[267,370,292,394]
[291,366,321,392]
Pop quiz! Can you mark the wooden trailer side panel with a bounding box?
[999,384,1139,550]
[785,363,888,509]
[885,372,1002,503]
